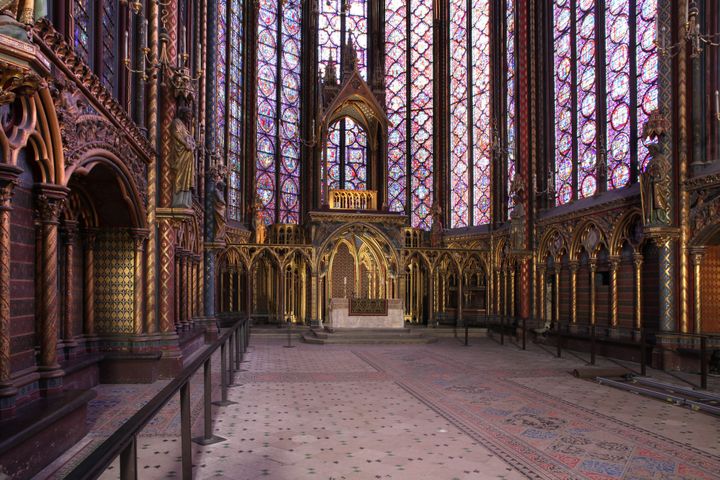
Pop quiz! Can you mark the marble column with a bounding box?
[609,256,621,329]
[0,167,20,394]
[62,221,79,345]
[36,187,67,382]
[691,248,704,333]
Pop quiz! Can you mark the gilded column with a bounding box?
[494,269,501,316]
[428,269,435,326]
[175,254,182,327]
[678,0,690,333]
[185,256,191,323]
[83,229,97,336]
[554,265,560,325]
[691,248,704,333]
[0,169,20,390]
[504,268,509,317]
[62,222,78,344]
[519,258,530,319]
[510,268,515,318]
[36,189,67,374]
[633,253,643,331]
[657,236,676,332]
[589,259,597,326]
[158,219,175,332]
[228,267,235,312]
[457,273,463,326]
[609,256,621,328]
[538,265,546,323]
[569,260,578,324]
[310,271,318,326]
[131,230,148,335]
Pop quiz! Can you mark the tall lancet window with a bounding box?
[319,0,369,191]
[227,0,244,221]
[449,0,492,227]
[385,0,434,230]
[505,0,517,216]
[553,0,658,206]
[256,0,302,224]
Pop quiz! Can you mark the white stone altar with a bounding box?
[327,298,404,329]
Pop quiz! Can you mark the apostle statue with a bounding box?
[251,197,266,244]
[640,143,671,226]
[430,201,442,248]
[171,106,196,209]
[509,173,525,251]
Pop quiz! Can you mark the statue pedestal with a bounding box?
[328,298,404,329]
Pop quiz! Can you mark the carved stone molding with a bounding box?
[0,57,43,106]
[31,19,155,161]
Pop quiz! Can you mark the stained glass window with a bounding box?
[449,0,491,228]
[553,0,658,205]
[216,0,228,156]
[73,0,91,64]
[506,0,517,216]
[100,1,117,92]
[319,0,369,193]
[228,0,244,221]
[256,0,302,224]
[385,0,434,230]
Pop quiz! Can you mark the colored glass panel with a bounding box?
[637,0,658,170]
[320,0,368,193]
[73,0,91,63]
[228,0,244,221]
[216,0,228,155]
[385,0,407,215]
[506,0,517,215]
[472,0,491,225]
[101,1,117,91]
[605,0,631,189]
[576,0,597,199]
[449,0,469,228]
[256,0,302,224]
[553,0,573,205]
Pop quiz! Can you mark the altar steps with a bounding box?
[302,328,437,345]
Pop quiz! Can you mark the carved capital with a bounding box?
[130,228,150,251]
[568,260,580,272]
[61,221,79,244]
[609,255,622,271]
[82,228,98,250]
[35,194,66,224]
[0,58,44,106]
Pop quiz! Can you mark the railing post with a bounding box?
[193,358,226,445]
[213,341,236,406]
[464,323,469,347]
[556,326,562,358]
[500,314,504,346]
[284,320,295,348]
[590,324,596,366]
[119,436,138,480]
[640,326,647,376]
[235,326,241,369]
[522,317,526,350]
[700,336,708,390]
[228,332,235,378]
[180,382,192,479]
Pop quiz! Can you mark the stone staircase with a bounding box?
[302,327,437,345]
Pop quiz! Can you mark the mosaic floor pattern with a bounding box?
[39,337,720,479]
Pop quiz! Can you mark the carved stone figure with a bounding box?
[252,198,266,244]
[509,174,525,220]
[640,143,671,226]
[213,177,227,241]
[430,201,442,248]
[171,107,196,208]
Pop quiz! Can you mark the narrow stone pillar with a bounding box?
[428,269,435,326]
[83,229,97,336]
[633,253,643,331]
[0,168,20,393]
[185,256,191,324]
[691,248,704,333]
[36,188,67,378]
[246,267,253,323]
[62,222,79,345]
[131,229,148,335]
[228,267,235,312]
[569,261,578,324]
[609,256,621,328]
[175,255,182,327]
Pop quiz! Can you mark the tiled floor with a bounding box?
[41,336,720,479]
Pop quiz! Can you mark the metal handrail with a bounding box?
[66,317,250,480]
